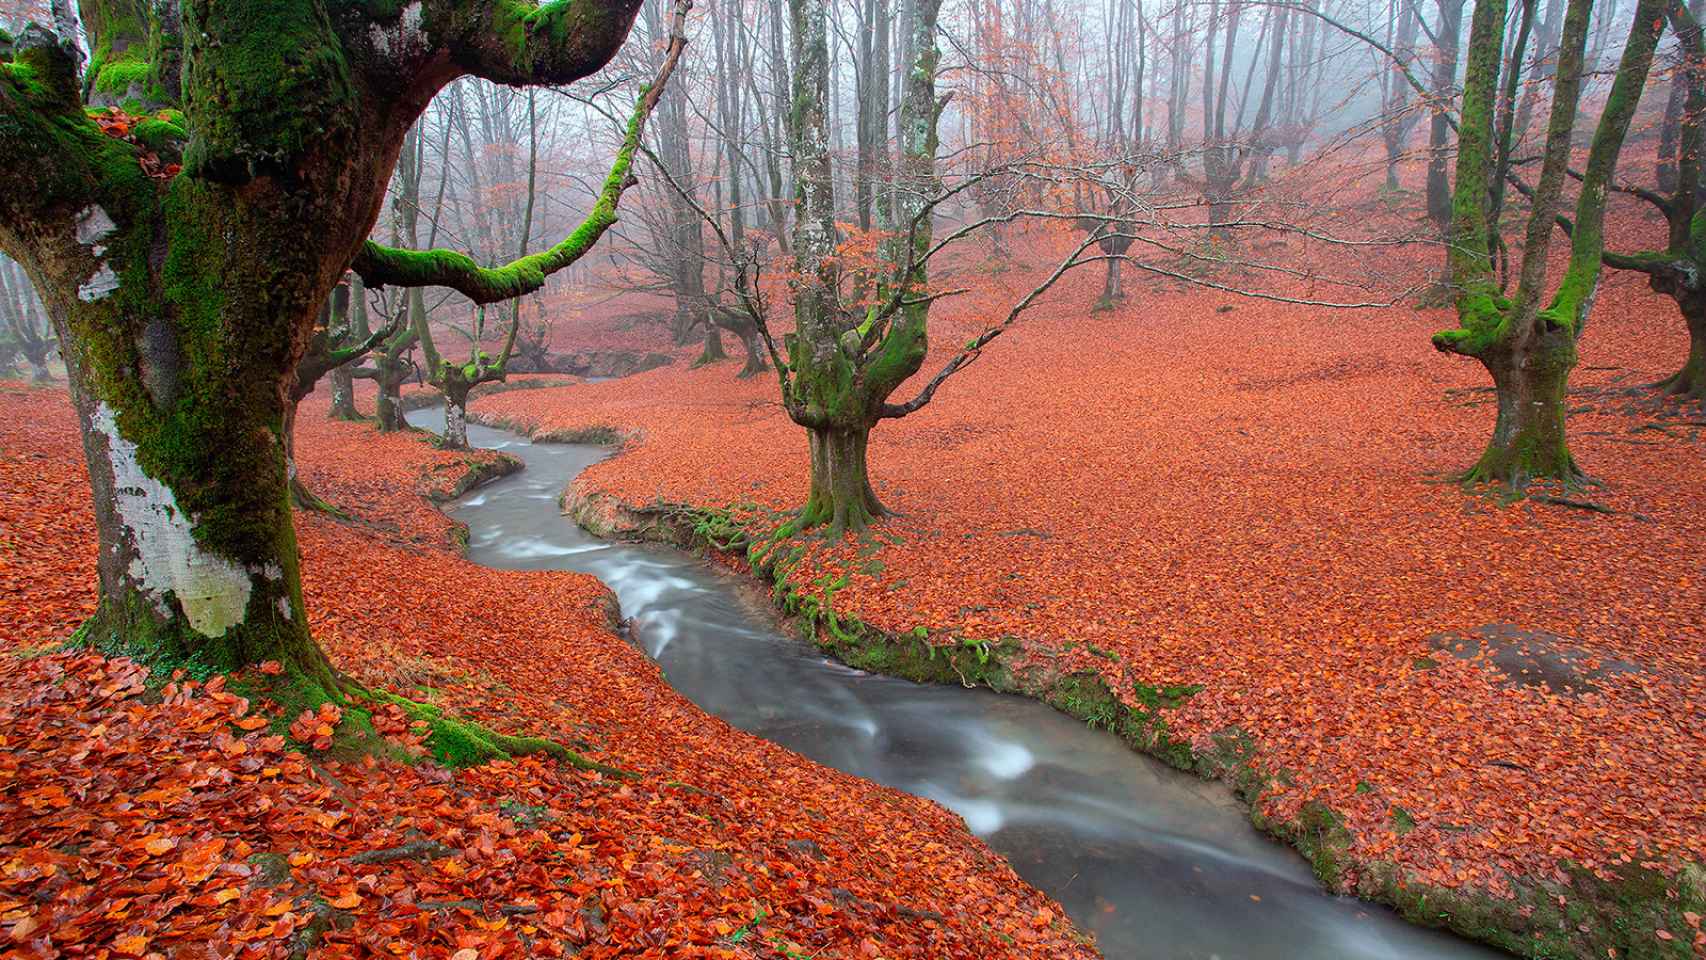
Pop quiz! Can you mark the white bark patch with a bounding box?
[446,402,467,447]
[79,262,120,302]
[368,2,425,61]
[75,206,121,302]
[93,403,253,637]
[76,206,117,248]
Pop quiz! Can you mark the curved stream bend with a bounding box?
[408,410,1501,960]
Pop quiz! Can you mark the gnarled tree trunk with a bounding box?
[0,0,657,718]
[1657,291,1706,401]
[1467,334,1581,485]
[801,425,885,531]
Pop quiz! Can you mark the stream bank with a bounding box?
[415,408,1511,960]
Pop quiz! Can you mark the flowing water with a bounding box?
[408,410,1503,960]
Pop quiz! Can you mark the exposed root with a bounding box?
[1456,459,1595,502]
[370,689,632,775]
[348,839,456,865]
[1650,364,1706,404]
[1531,494,1617,516]
[290,475,351,519]
[240,666,631,774]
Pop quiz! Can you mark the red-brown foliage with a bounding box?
[473,218,1706,905]
[0,388,1091,959]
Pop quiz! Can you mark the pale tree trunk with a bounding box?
[328,274,367,421]
[328,366,358,418]
[444,386,469,449]
[1426,0,1466,236]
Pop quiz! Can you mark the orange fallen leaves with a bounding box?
[0,383,1092,959]
[471,201,1706,906]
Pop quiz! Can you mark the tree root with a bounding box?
[349,839,456,865]
[1531,494,1617,516]
[244,666,634,775]
[369,689,634,775]
[290,475,351,519]
[416,899,541,916]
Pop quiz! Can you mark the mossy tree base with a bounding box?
[786,425,886,538]
[693,327,727,367]
[1653,307,1706,403]
[1449,333,1585,492]
[289,473,350,518]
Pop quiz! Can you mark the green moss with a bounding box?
[93,58,150,96]
[1390,805,1417,835]
[179,0,356,180]
[1282,801,1354,888]
[1433,291,1511,357]
[132,115,185,152]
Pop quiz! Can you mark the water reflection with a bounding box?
[408,410,1503,960]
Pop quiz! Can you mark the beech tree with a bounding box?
[1377,0,1420,191]
[1603,2,1706,403]
[1198,0,1291,236]
[767,0,942,534]
[1431,0,1663,487]
[0,0,685,757]
[1423,0,1467,242]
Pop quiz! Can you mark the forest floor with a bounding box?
[463,220,1706,956]
[0,386,1096,959]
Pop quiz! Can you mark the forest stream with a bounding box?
[408,409,1506,960]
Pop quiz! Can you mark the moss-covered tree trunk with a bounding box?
[372,350,412,432]
[44,172,343,687]
[1466,334,1581,485]
[801,425,884,530]
[1659,292,1706,401]
[695,317,727,365]
[768,0,941,537]
[328,365,358,419]
[1,0,659,719]
[1432,0,1664,489]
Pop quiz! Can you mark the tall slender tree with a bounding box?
[1604,1,1706,403]
[1431,0,1665,487]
